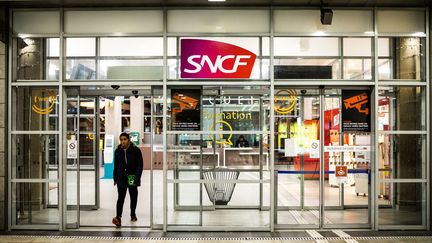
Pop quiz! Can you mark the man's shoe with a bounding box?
[131,215,137,222]
[112,217,121,227]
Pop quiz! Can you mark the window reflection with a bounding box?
[14,38,60,81]
[378,37,425,80]
[378,86,425,131]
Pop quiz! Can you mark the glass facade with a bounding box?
[7,7,429,231]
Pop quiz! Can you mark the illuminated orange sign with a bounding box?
[343,92,369,115]
[31,90,56,115]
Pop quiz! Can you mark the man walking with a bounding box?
[112,132,143,227]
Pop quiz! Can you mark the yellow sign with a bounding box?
[274,89,297,114]
[205,111,252,146]
[87,133,95,140]
[203,111,252,121]
[32,90,56,115]
[209,120,233,146]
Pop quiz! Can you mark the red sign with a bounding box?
[335,166,347,177]
[180,39,257,79]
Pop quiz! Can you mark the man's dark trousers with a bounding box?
[116,185,138,218]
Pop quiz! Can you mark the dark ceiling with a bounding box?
[0,0,430,8]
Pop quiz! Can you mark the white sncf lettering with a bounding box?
[184,55,251,74]
[184,55,201,74]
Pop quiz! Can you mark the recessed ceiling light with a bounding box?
[208,0,226,2]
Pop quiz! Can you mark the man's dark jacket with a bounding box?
[113,143,143,188]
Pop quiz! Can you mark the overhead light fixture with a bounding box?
[313,31,327,36]
[208,0,226,2]
[413,32,426,37]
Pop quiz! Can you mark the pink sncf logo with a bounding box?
[180,39,257,79]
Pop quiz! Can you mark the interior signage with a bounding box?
[180,39,256,79]
[171,89,201,131]
[31,90,56,115]
[342,90,371,132]
[209,120,233,146]
[203,96,258,105]
[203,111,252,121]
[335,165,348,177]
[324,146,370,152]
[274,89,297,114]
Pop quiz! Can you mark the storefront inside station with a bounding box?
[8,8,429,231]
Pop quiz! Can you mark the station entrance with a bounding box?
[57,85,373,230]
[11,83,424,230]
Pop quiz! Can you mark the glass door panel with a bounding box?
[167,133,202,226]
[166,86,270,230]
[274,87,372,228]
[275,88,321,227]
[201,87,270,228]
[64,91,97,228]
[151,89,164,226]
[77,97,99,226]
[64,87,79,229]
[323,88,371,227]
[11,86,60,229]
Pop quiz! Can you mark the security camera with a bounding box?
[320,8,333,25]
[132,90,138,98]
[301,89,307,94]
[111,85,120,90]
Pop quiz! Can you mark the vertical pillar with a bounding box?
[395,37,422,209]
[0,39,6,230]
[0,6,9,230]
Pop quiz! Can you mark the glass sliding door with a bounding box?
[64,87,80,229]
[62,86,160,228]
[275,87,372,229]
[63,88,100,228]
[151,88,164,227]
[201,86,270,229]
[274,88,321,227]
[165,85,202,228]
[166,86,270,230]
[166,131,203,227]
[322,88,371,227]
[74,95,99,225]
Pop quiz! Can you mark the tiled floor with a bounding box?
[1,230,432,243]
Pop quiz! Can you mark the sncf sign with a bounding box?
[180,39,256,79]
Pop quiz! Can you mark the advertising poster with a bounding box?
[171,89,201,131]
[342,90,371,132]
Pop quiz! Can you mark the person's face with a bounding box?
[120,136,130,148]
